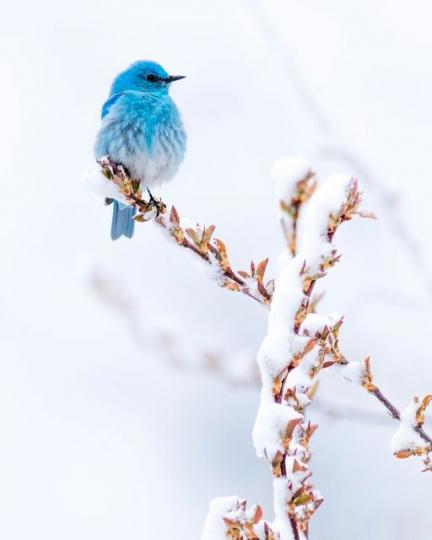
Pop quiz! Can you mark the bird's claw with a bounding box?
[147,189,164,217]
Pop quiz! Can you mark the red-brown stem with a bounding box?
[289,515,300,540]
[369,386,432,447]
[370,387,401,421]
[150,215,271,305]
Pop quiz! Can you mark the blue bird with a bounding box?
[94,60,187,240]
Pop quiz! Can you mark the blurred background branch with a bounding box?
[246,0,432,299]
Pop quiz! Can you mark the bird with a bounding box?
[94,60,187,240]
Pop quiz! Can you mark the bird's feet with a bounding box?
[146,188,164,217]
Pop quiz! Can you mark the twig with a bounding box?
[276,160,432,467]
[368,385,432,446]
[98,156,274,306]
[202,174,363,539]
[277,166,317,256]
[343,357,432,466]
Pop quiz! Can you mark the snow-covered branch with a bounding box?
[343,357,432,470]
[202,171,363,540]
[87,155,432,539]
[91,156,274,305]
[272,158,317,257]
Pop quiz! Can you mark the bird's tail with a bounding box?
[111,201,136,240]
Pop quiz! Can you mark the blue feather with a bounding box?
[94,60,187,241]
[101,93,123,119]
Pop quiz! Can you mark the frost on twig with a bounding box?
[343,358,432,470]
[391,397,432,467]
[202,172,363,540]
[95,156,273,305]
[202,497,270,540]
[272,158,317,257]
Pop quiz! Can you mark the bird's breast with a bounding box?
[95,92,186,187]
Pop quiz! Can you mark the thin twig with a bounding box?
[98,156,274,305]
[369,386,432,447]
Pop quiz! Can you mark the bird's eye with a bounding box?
[146,74,158,82]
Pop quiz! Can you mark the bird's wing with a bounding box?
[101,92,124,119]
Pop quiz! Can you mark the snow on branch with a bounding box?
[272,158,317,257]
[343,357,432,470]
[92,156,274,305]
[202,170,363,540]
[87,155,432,539]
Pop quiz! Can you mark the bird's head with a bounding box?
[110,60,185,95]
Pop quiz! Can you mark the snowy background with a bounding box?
[1,1,432,538]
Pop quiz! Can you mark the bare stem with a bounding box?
[368,386,432,447]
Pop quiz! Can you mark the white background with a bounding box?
[1,1,432,538]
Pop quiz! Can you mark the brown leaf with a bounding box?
[416,395,432,426]
[395,449,412,459]
[292,459,307,473]
[169,206,180,225]
[272,368,288,400]
[361,357,377,392]
[202,224,216,245]
[255,258,269,281]
[257,280,269,300]
[214,238,229,267]
[224,281,241,292]
[252,505,263,524]
[185,227,199,244]
[284,418,301,442]
[271,451,284,477]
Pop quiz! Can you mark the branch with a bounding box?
[203,175,363,540]
[91,154,432,539]
[272,158,317,257]
[343,358,432,469]
[276,161,432,472]
[97,156,273,305]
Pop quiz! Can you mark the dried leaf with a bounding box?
[271,451,284,477]
[257,280,270,301]
[395,449,412,459]
[202,224,216,245]
[361,357,377,392]
[272,368,288,400]
[255,258,269,281]
[185,227,199,244]
[292,459,307,474]
[224,281,240,292]
[283,418,301,448]
[416,395,432,426]
[214,238,229,267]
[169,206,180,225]
[252,505,263,524]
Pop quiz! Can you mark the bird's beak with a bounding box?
[164,75,186,83]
